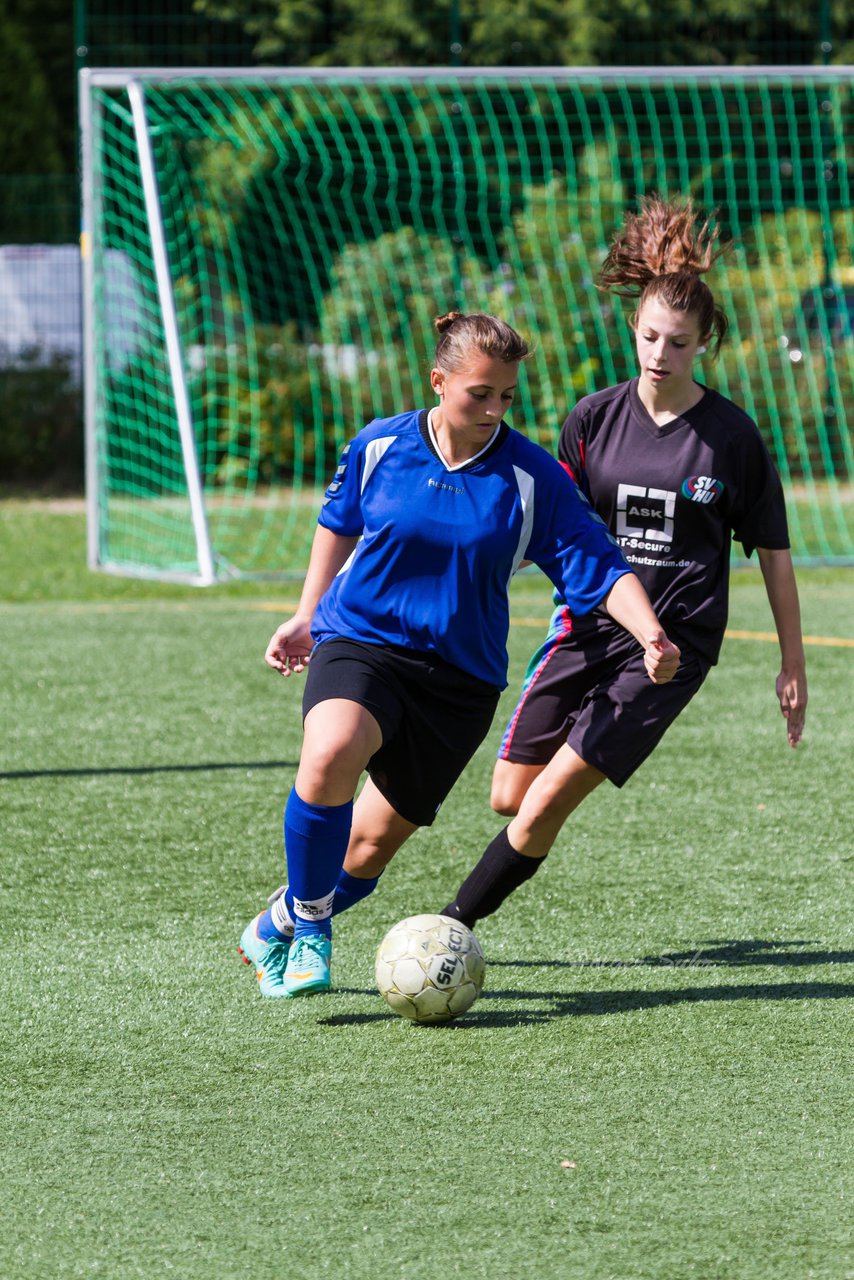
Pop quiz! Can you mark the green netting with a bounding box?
[82,68,854,580]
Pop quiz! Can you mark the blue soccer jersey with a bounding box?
[310,409,630,688]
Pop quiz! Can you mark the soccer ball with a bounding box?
[375,913,486,1025]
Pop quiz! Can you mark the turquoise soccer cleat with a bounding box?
[238,912,272,968]
[238,911,293,997]
[282,934,332,997]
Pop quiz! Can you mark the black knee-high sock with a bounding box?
[442,826,544,928]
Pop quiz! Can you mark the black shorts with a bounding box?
[498,627,710,788]
[303,638,501,826]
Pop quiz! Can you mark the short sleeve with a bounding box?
[525,452,630,616]
[730,430,790,558]
[317,438,365,538]
[558,404,594,503]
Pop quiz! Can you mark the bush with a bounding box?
[0,346,82,488]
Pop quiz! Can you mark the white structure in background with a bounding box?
[0,244,141,380]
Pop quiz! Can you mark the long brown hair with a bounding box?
[598,196,731,356]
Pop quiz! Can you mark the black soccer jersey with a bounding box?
[557,378,790,662]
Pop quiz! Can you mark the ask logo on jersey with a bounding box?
[616,483,676,548]
[682,474,724,504]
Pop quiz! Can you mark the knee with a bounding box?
[300,705,381,797]
[490,760,540,816]
[490,777,522,817]
[300,739,348,788]
[297,734,367,804]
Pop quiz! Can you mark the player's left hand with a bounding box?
[644,632,681,684]
[776,663,807,747]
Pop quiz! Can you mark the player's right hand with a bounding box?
[644,632,681,684]
[776,662,807,747]
[264,617,314,676]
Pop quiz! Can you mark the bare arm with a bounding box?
[756,546,807,746]
[603,571,681,684]
[264,524,360,676]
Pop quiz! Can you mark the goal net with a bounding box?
[80,67,854,581]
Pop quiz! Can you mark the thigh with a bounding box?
[505,744,607,855]
[303,638,406,742]
[514,743,606,828]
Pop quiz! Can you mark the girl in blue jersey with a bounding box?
[437,198,808,931]
[239,311,680,997]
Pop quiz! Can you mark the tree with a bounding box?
[0,18,63,175]
[3,0,79,178]
[194,0,853,67]
[193,0,452,65]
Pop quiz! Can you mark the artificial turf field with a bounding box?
[1,502,852,1280]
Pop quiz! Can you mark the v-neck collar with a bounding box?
[628,377,709,438]
[419,408,508,470]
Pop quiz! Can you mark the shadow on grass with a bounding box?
[472,978,854,1025]
[320,977,854,1028]
[488,938,854,968]
[0,759,297,780]
[317,940,854,1028]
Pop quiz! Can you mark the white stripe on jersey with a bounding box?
[508,465,535,585]
[361,436,397,491]
[334,435,397,579]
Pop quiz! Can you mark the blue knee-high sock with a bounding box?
[330,868,382,914]
[258,869,382,943]
[285,788,353,941]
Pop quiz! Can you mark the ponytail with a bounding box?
[599,196,731,356]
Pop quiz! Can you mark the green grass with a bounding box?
[2,481,850,597]
[1,502,853,1279]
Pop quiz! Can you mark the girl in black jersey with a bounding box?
[434,196,808,930]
